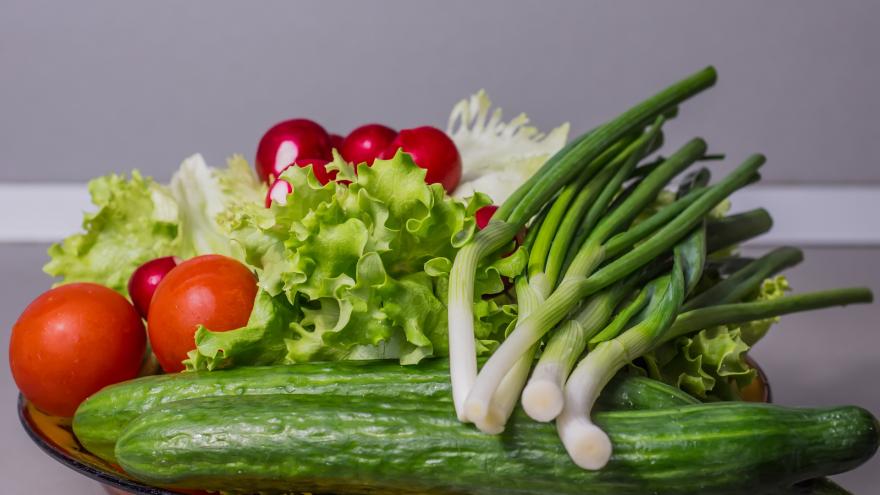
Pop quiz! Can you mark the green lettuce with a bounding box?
[186,151,523,370]
[447,90,569,204]
[639,276,790,400]
[44,154,264,295]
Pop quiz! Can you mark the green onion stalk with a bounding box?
[463,151,764,426]
[557,222,706,470]
[446,67,719,421]
[557,285,872,470]
[515,121,668,423]
[558,242,690,470]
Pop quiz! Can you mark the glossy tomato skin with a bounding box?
[9,283,146,417]
[255,119,331,183]
[340,124,397,166]
[147,255,257,373]
[380,126,462,193]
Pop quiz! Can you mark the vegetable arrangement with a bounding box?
[8,67,879,495]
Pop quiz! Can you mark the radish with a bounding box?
[475,205,498,230]
[380,126,462,193]
[296,157,335,185]
[341,124,397,166]
[329,133,345,151]
[127,256,180,318]
[255,119,331,183]
[265,179,293,208]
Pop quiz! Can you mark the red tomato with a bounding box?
[380,126,462,193]
[147,255,257,372]
[340,124,397,166]
[255,119,331,183]
[9,283,146,417]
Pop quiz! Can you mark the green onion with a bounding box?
[682,246,804,310]
[447,68,718,420]
[558,240,689,470]
[668,287,873,340]
[464,155,763,425]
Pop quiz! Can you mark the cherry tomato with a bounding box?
[380,126,462,193]
[9,283,146,416]
[328,133,345,151]
[127,256,179,318]
[147,255,257,372]
[255,119,331,183]
[340,124,397,166]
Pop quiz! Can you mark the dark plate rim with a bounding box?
[17,394,176,495]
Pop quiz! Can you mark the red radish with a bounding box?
[380,126,462,193]
[475,205,498,230]
[329,133,345,151]
[296,157,335,185]
[475,204,526,254]
[340,124,397,166]
[265,179,293,207]
[255,119,331,183]
[127,256,180,318]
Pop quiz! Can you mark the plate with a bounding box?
[17,394,184,495]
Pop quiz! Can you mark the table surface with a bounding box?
[2,243,878,494]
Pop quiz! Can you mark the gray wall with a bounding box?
[2,1,879,493]
[2,0,879,183]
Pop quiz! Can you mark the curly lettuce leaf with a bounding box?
[188,152,522,370]
[448,90,569,203]
[638,276,790,400]
[44,154,265,295]
[43,171,181,294]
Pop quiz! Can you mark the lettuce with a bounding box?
[638,276,790,400]
[44,154,264,295]
[186,152,523,370]
[448,90,569,204]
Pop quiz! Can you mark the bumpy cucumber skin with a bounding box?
[116,396,879,495]
[74,360,694,463]
[74,359,452,462]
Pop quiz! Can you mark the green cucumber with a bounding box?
[116,395,878,495]
[74,360,695,462]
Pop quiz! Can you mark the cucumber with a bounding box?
[116,395,878,495]
[74,360,695,462]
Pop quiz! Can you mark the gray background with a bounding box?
[1,1,878,493]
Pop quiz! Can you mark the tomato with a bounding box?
[9,283,146,417]
[380,126,462,193]
[255,119,331,183]
[340,124,397,166]
[147,255,257,372]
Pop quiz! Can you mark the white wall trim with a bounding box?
[1,183,879,246]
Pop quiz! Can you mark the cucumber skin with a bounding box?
[73,360,694,463]
[116,396,878,495]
